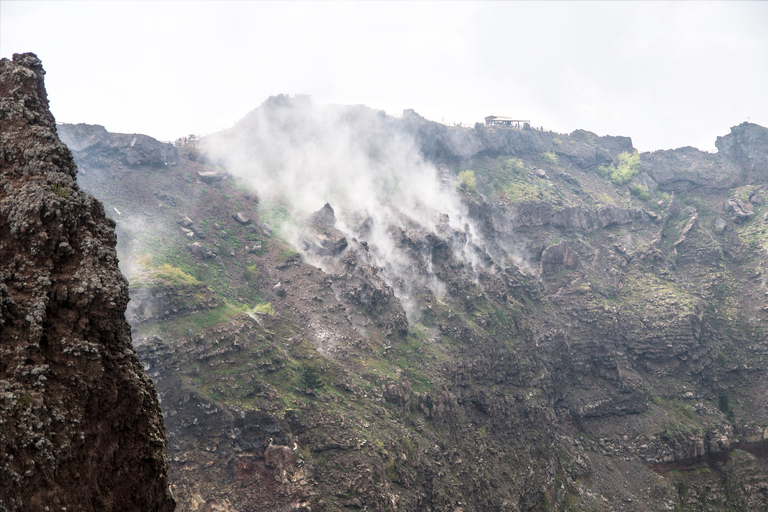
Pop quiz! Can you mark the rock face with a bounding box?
[57,122,178,169]
[307,202,337,227]
[58,95,768,510]
[716,122,768,180]
[126,282,219,326]
[540,241,581,275]
[0,54,174,511]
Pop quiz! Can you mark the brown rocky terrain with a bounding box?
[0,53,175,511]
[57,94,768,511]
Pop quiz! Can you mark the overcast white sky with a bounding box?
[2,1,766,152]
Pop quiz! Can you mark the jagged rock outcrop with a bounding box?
[57,122,178,169]
[641,123,768,192]
[307,202,337,227]
[716,122,768,180]
[0,53,174,511]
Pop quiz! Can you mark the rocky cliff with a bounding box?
[0,53,175,511]
[59,95,768,511]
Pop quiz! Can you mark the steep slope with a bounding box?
[60,95,768,511]
[0,53,175,511]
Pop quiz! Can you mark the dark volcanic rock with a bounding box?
[0,53,174,511]
[540,241,581,275]
[642,146,729,191]
[716,122,768,180]
[232,211,251,224]
[486,200,648,233]
[308,202,337,227]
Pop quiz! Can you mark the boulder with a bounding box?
[308,203,337,227]
[188,242,215,259]
[300,230,348,256]
[232,212,251,224]
[178,216,194,228]
[714,217,727,232]
[198,171,223,183]
[540,241,580,275]
[727,198,754,223]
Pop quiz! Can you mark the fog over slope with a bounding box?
[205,95,493,320]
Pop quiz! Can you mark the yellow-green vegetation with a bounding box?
[466,156,568,205]
[251,301,275,316]
[504,181,549,203]
[541,151,558,165]
[244,263,259,282]
[597,150,641,185]
[629,183,650,200]
[385,458,398,480]
[137,302,249,340]
[400,437,415,458]
[50,182,69,198]
[457,170,477,192]
[472,157,523,195]
[132,256,201,288]
[153,263,200,285]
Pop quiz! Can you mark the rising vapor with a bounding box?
[203,95,491,321]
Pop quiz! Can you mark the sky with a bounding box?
[1,1,766,153]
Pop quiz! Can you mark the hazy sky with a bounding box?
[2,1,766,152]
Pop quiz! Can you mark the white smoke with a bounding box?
[203,95,489,320]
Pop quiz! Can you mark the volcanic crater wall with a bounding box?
[0,53,175,510]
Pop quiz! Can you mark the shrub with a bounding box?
[504,158,525,174]
[244,264,259,282]
[599,151,641,185]
[718,390,730,414]
[50,182,69,198]
[541,151,558,165]
[252,302,275,315]
[614,151,641,184]
[629,183,650,200]
[302,366,323,389]
[385,458,398,481]
[400,438,415,457]
[457,170,476,192]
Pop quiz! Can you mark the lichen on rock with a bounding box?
[0,53,175,511]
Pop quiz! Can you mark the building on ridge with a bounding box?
[484,116,531,130]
